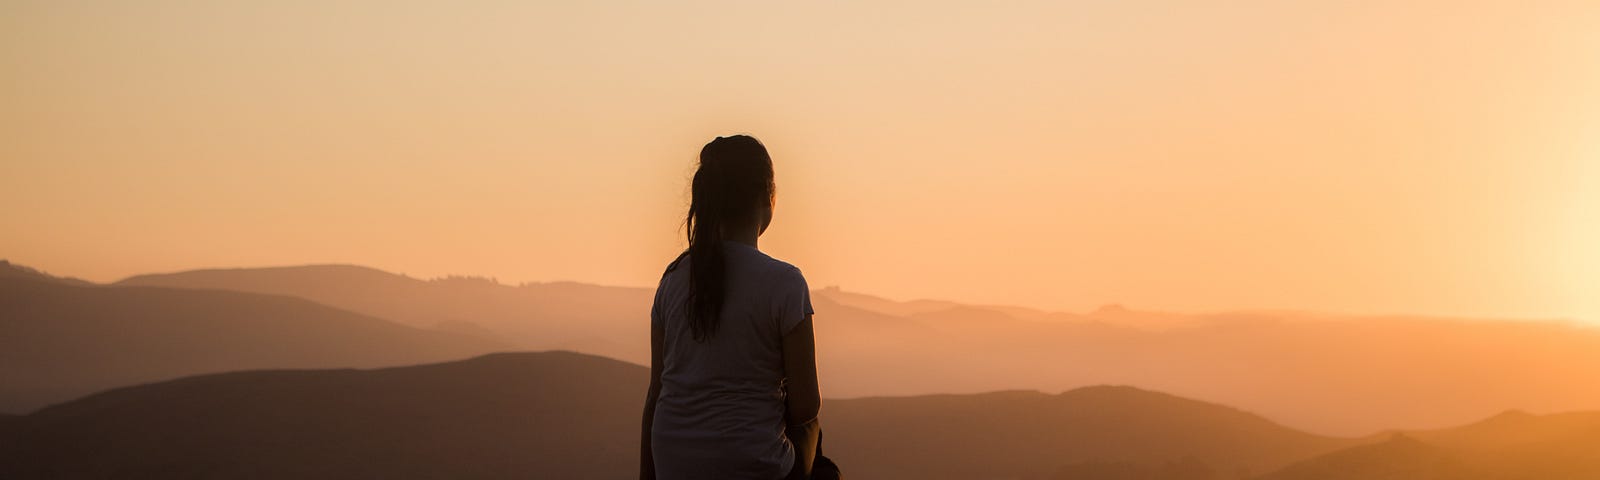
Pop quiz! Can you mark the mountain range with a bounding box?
[112,262,1600,435]
[0,261,504,413]
[6,258,1600,478]
[1261,409,1600,480]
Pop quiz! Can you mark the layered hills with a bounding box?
[118,263,1600,435]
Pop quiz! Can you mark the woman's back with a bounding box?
[650,241,814,480]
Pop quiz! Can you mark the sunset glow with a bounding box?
[4,0,1598,323]
[11,3,1600,479]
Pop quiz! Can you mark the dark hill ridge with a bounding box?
[0,273,506,413]
[0,259,92,285]
[0,351,1354,480]
[1,352,646,480]
[1407,409,1600,450]
[828,385,1354,479]
[1257,434,1466,480]
[1258,412,1600,480]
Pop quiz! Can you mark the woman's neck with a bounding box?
[722,226,759,248]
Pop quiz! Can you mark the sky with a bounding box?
[3,0,1598,323]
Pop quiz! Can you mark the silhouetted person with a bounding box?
[641,135,840,480]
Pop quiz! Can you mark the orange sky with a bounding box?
[3,1,1598,324]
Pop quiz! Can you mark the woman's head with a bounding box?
[690,135,775,236]
[684,134,775,341]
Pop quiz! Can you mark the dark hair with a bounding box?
[684,135,775,342]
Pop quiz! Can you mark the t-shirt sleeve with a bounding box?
[650,288,663,329]
[652,253,687,330]
[774,266,814,336]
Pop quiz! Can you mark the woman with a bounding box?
[640,135,835,480]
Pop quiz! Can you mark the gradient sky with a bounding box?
[3,0,1598,323]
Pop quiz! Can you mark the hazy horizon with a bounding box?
[7,257,1595,326]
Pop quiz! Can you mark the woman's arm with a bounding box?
[639,320,664,480]
[782,315,820,426]
[782,315,822,478]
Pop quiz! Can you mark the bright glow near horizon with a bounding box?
[2,0,1598,323]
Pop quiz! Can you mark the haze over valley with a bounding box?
[7,258,1600,478]
[106,261,1600,436]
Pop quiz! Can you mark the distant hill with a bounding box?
[1257,435,1464,480]
[815,285,966,317]
[0,259,92,285]
[0,272,506,414]
[107,263,1600,435]
[0,351,1356,480]
[118,265,653,362]
[827,386,1354,479]
[817,286,1210,330]
[1257,411,1600,479]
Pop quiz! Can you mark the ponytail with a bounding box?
[683,135,775,342]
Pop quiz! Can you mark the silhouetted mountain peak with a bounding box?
[1062,384,1154,398]
[1436,409,1541,434]
[0,260,91,285]
[1483,409,1535,423]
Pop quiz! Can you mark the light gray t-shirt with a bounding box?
[650,241,815,480]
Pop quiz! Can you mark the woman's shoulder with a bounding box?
[745,253,807,294]
[653,252,691,297]
[660,250,689,277]
[732,244,805,279]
